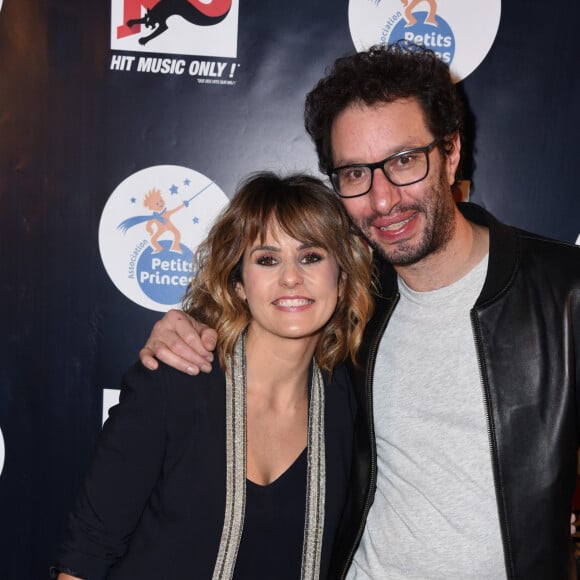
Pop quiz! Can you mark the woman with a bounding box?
[52,172,373,580]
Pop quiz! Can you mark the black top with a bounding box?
[53,361,356,579]
[234,449,307,579]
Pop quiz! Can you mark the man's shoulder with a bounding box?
[510,226,580,272]
[516,227,580,252]
[506,228,580,296]
[460,201,580,262]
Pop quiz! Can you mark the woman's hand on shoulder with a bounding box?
[139,309,218,376]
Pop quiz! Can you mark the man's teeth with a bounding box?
[380,216,412,231]
[276,298,313,307]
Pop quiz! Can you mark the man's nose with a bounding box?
[368,168,402,214]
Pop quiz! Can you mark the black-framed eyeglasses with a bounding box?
[329,140,439,199]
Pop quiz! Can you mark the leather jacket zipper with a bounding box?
[470,308,513,579]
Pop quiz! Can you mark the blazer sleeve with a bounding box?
[53,361,170,580]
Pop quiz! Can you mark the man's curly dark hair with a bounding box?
[304,42,464,176]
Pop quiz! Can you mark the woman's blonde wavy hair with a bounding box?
[182,172,374,373]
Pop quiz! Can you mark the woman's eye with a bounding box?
[301,252,324,264]
[256,255,278,266]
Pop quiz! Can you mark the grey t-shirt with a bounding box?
[347,255,506,579]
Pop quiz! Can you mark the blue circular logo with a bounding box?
[137,240,196,304]
[390,12,455,66]
[99,165,228,312]
[349,0,501,81]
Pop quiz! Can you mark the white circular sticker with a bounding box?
[99,165,229,312]
[348,0,501,81]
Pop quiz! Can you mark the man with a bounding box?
[140,44,580,578]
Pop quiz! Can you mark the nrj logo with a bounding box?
[99,166,229,312]
[348,0,501,81]
[111,0,239,58]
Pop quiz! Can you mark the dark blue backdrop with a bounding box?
[0,1,578,576]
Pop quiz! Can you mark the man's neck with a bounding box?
[395,209,490,292]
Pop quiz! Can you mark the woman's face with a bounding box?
[236,224,344,345]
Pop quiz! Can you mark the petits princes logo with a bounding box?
[99,166,229,312]
[110,0,240,84]
[348,0,501,81]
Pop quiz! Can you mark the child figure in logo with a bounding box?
[143,188,184,254]
[400,0,438,27]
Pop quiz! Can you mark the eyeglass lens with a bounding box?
[333,148,430,197]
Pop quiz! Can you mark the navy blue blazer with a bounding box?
[53,361,356,579]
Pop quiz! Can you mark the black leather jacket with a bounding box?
[330,202,580,580]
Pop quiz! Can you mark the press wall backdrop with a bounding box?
[0,0,579,576]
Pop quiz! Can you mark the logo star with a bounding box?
[169,184,179,195]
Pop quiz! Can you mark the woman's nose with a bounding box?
[280,262,303,287]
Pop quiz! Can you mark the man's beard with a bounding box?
[355,174,456,267]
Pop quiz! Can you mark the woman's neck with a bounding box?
[244,328,316,407]
[243,328,314,485]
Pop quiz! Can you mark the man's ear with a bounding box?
[446,132,461,184]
